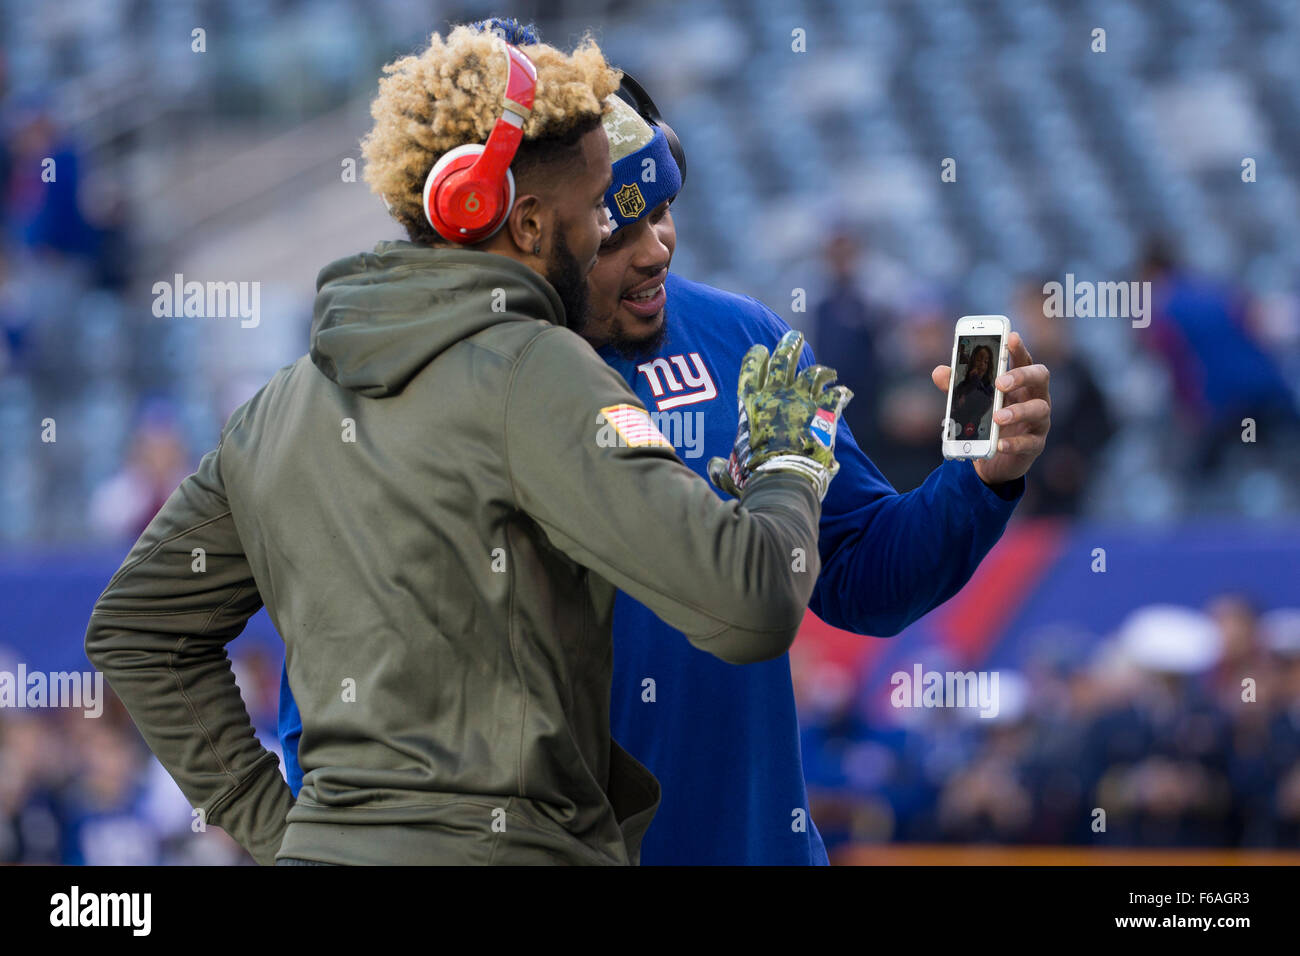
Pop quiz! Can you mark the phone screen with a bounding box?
[946,334,1001,442]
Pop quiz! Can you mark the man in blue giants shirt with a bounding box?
[278,64,1053,865]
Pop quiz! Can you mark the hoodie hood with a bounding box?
[310,240,566,398]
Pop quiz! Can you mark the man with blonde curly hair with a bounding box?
[86,22,853,865]
[358,22,616,322]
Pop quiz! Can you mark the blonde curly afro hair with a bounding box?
[361,24,620,244]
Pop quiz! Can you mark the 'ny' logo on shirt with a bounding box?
[636,353,718,411]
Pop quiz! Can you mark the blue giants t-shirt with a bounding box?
[277,271,1022,864]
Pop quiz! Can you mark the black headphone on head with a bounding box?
[615,71,687,191]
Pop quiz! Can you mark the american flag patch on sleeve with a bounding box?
[599,403,672,449]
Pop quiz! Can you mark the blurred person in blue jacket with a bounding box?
[1139,239,1298,475]
[814,228,883,447]
[57,719,161,866]
[5,107,98,260]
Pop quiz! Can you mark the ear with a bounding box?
[503,193,546,260]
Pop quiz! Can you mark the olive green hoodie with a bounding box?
[85,241,822,865]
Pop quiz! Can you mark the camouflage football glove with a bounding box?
[708,330,853,501]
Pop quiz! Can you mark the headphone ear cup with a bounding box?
[657,121,686,190]
[617,73,686,191]
[423,144,515,244]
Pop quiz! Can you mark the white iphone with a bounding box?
[941,314,1011,460]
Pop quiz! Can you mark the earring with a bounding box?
[533,242,541,254]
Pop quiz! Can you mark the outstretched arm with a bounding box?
[810,331,1050,635]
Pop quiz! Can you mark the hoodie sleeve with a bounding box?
[504,327,822,664]
[84,441,293,865]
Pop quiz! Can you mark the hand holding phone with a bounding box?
[942,315,1011,460]
[931,322,1053,487]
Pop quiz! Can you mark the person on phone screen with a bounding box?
[952,343,995,438]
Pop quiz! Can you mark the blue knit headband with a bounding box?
[603,126,682,232]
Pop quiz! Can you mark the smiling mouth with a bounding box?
[619,281,667,319]
[624,284,663,303]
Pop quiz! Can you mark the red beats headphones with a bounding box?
[422,40,538,244]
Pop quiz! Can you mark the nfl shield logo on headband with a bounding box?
[614,184,646,220]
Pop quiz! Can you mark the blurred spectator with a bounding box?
[0,714,63,863]
[867,292,949,491]
[1012,278,1114,516]
[0,246,35,373]
[1138,239,1299,475]
[88,401,191,541]
[813,229,884,448]
[4,106,99,261]
[1271,653,1300,845]
[1205,595,1272,709]
[58,719,162,865]
[79,174,132,293]
[937,723,1034,843]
